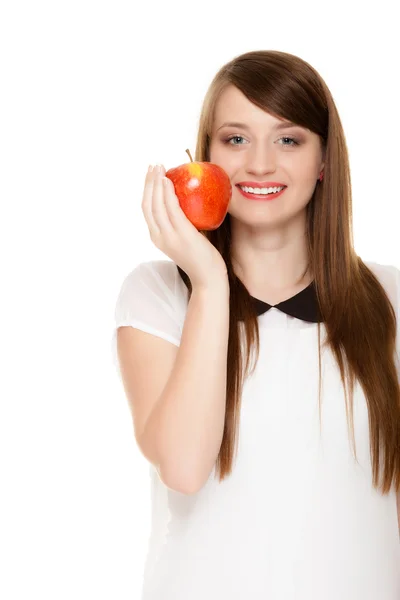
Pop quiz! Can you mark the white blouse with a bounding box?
[111,258,400,600]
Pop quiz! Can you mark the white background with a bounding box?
[1,0,399,598]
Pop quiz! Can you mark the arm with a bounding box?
[140,277,230,494]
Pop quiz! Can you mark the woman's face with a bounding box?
[209,85,325,227]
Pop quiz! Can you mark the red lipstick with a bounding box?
[237,181,287,188]
[236,182,287,201]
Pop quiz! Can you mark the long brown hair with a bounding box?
[177,50,400,494]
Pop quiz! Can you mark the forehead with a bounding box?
[213,85,308,133]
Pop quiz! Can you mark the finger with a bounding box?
[142,165,157,233]
[142,165,161,237]
[151,165,175,236]
[162,175,189,229]
[163,175,199,235]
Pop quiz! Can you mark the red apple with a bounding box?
[165,149,232,230]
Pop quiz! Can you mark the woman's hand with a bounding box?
[141,164,228,289]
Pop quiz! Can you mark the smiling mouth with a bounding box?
[237,184,286,193]
[236,184,287,200]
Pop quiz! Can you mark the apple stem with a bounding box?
[185,149,193,162]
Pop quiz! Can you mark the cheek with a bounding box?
[208,141,225,163]
[290,158,319,182]
[209,145,239,176]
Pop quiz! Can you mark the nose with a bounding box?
[245,143,277,176]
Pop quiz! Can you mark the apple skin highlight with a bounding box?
[165,149,232,230]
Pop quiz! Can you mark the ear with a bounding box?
[322,145,326,167]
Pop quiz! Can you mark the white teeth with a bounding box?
[239,185,285,195]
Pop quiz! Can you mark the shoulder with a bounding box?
[363,262,400,346]
[117,259,187,313]
[363,260,400,298]
[364,259,399,277]
[120,259,179,288]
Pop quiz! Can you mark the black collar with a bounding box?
[176,266,323,323]
[250,280,322,323]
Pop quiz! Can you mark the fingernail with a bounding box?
[148,165,153,173]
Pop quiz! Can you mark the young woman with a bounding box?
[113,49,400,599]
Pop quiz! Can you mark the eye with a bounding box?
[278,137,300,146]
[223,135,247,146]
[223,135,300,147]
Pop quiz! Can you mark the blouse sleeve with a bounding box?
[111,260,185,377]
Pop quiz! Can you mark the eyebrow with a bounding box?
[216,120,299,132]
